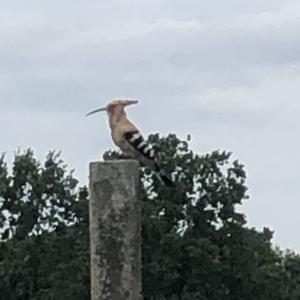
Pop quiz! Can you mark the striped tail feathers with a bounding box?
[124,130,155,161]
[124,130,174,187]
[159,172,174,187]
[154,163,174,187]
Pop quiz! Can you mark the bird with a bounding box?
[86,99,173,186]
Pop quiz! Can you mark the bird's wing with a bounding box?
[124,130,155,161]
[124,130,173,186]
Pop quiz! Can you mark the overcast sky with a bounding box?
[0,0,299,250]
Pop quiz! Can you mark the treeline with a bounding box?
[0,134,300,300]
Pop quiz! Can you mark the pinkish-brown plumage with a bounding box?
[86,99,173,186]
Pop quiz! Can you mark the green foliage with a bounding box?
[0,135,299,300]
[137,134,281,300]
[0,150,89,300]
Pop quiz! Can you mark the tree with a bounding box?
[105,134,300,300]
[0,150,89,300]
[0,134,299,300]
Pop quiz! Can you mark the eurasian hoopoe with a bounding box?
[86,99,173,186]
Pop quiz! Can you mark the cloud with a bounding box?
[0,0,300,249]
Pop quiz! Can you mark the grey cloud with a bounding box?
[0,0,299,250]
[1,1,300,113]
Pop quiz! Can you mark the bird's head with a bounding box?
[86,99,138,117]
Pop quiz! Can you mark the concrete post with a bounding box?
[89,160,142,300]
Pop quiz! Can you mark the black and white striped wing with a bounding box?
[124,130,155,161]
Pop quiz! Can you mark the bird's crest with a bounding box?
[109,99,138,107]
[86,99,138,117]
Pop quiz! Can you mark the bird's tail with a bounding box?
[154,164,174,187]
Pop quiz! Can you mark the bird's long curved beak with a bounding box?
[85,107,107,117]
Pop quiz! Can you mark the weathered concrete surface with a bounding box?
[89,160,142,300]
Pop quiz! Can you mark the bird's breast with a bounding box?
[111,128,123,147]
